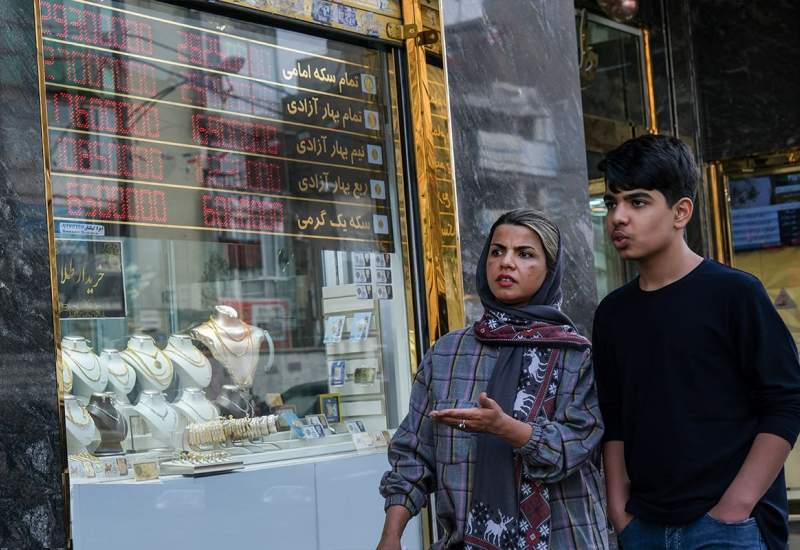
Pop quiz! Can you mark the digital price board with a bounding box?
[41,0,394,248]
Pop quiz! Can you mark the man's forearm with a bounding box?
[713,433,791,520]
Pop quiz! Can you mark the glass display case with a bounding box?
[40,0,415,485]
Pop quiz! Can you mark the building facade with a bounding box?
[0,0,798,548]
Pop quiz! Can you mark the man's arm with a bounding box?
[376,505,412,550]
[603,441,634,532]
[710,433,791,522]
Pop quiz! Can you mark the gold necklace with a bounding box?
[107,363,131,386]
[63,361,73,392]
[208,318,253,358]
[121,349,173,386]
[62,348,102,383]
[209,316,250,342]
[65,403,93,427]
[142,400,169,420]
[164,343,207,369]
[180,399,216,422]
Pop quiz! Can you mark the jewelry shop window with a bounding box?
[39,0,414,483]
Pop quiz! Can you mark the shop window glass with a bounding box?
[41,0,413,485]
[728,171,800,348]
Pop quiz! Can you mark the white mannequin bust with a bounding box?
[62,336,108,399]
[100,349,136,402]
[190,305,274,389]
[163,334,212,390]
[120,335,174,392]
[64,393,99,454]
[133,390,180,449]
[172,388,219,424]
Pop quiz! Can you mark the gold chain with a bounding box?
[62,348,102,383]
[164,342,207,369]
[65,403,93,427]
[209,316,250,342]
[121,349,173,386]
[208,321,253,358]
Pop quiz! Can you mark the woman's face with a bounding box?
[486,224,549,306]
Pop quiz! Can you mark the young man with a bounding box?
[593,134,800,549]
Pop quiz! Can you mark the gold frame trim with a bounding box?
[642,28,658,134]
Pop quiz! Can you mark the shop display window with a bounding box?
[728,170,800,347]
[40,0,414,482]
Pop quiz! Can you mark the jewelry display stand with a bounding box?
[65,394,99,454]
[163,334,212,390]
[215,384,253,419]
[62,336,109,401]
[173,388,219,424]
[120,335,174,392]
[101,349,135,402]
[86,393,128,456]
[190,305,274,391]
[132,391,180,451]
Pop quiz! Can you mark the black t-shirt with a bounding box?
[593,259,800,550]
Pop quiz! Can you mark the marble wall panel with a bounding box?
[441,0,596,334]
[0,0,66,548]
[690,0,800,160]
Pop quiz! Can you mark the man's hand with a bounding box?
[610,509,635,534]
[707,494,754,524]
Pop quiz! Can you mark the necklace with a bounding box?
[218,393,251,417]
[63,361,73,391]
[104,356,132,386]
[62,348,102,383]
[121,349,173,386]
[65,403,93,427]
[141,400,169,420]
[209,316,250,342]
[180,399,216,422]
[88,402,123,425]
[164,342,207,369]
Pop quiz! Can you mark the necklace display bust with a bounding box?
[215,384,253,419]
[120,335,174,392]
[64,393,99,454]
[101,349,135,402]
[190,305,273,390]
[173,388,219,423]
[86,393,127,456]
[163,334,212,390]
[62,336,108,398]
[133,390,179,449]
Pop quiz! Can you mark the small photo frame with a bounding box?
[373,253,386,267]
[367,144,383,165]
[354,268,371,284]
[319,393,342,424]
[376,285,393,300]
[313,424,326,438]
[346,419,367,434]
[354,366,376,384]
[275,405,298,431]
[307,413,329,429]
[116,457,129,476]
[352,252,370,267]
[265,393,285,412]
[329,360,346,387]
[349,312,372,342]
[352,432,375,450]
[356,285,373,300]
[375,269,391,284]
[324,315,346,344]
[372,430,390,447]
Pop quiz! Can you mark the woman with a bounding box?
[378,209,608,550]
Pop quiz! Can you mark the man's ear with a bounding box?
[673,197,694,229]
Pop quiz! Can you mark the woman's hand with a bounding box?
[429,392,533,447]
[375,535,402,550]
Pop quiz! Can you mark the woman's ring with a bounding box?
[457,420,466,430]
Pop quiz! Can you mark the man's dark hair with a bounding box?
[598,134,700,206]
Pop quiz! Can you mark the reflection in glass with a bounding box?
[729,171,800,347]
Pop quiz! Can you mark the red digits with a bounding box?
[200,194,284,231]
[53,137,163,181]
[191,114,280,155]
[62,182,167,223]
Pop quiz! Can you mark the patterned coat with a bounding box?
[380,327,609,549]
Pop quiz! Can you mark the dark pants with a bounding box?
[618,514,767,550]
